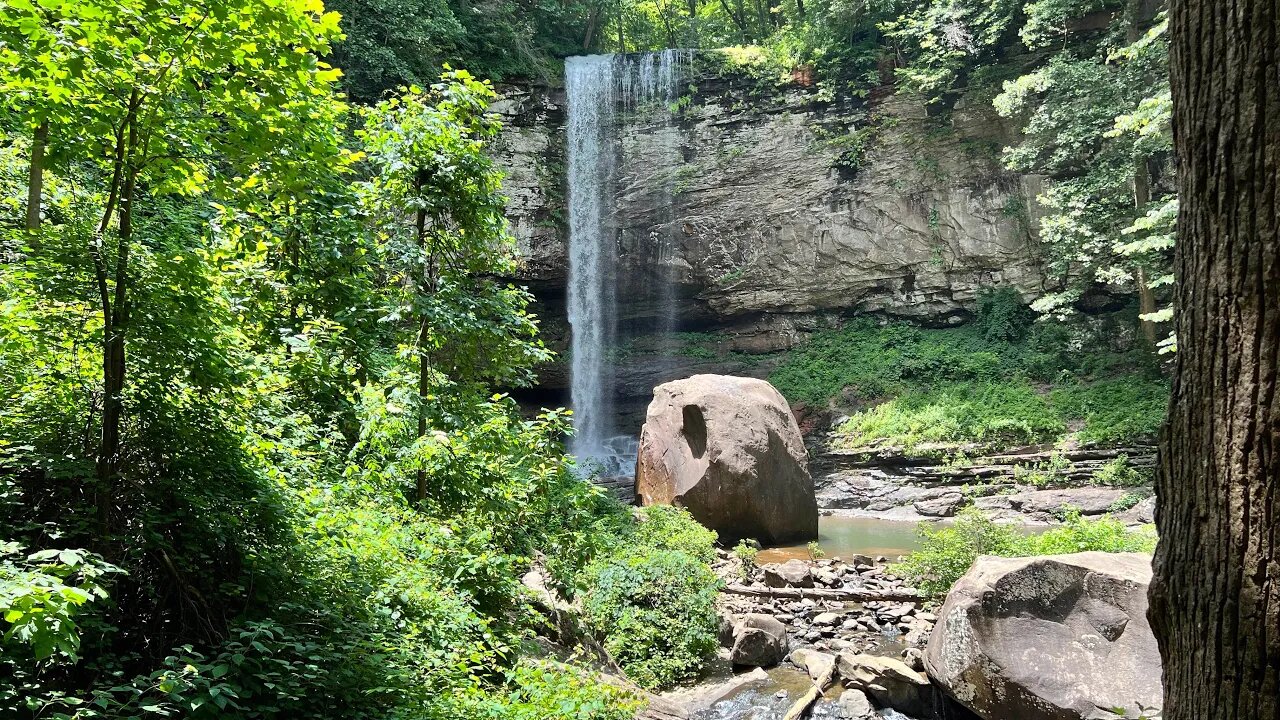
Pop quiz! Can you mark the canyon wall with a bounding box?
[491,60,1046,427]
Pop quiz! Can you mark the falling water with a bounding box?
[565,51,688,476]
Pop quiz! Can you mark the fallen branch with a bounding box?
[782,662,835,720]
[723,584,920,602]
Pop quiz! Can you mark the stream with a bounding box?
[660,516,932,720]
[756,516,924,564]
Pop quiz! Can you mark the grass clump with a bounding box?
[581,506,721,690]
[894,507,1158,598]
[1092,454,1152,487]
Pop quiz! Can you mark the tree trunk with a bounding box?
[615,0,627,53]
[97,159,135,528]
[1133,157,1158,346]
[25,121,46,232]
[584,6,600,50]
[1149,2,1279,719]
[415,201,429,504]
[1126,0,1158,347]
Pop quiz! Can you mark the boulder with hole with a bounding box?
[634,375,817,544]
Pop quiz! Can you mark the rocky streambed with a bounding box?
[659,547,1161,720]
[656,553,938,720]
[812,444,1157,526]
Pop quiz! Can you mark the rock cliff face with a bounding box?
[491,60,1045,427]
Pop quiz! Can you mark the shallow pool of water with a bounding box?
[756,515,924,564]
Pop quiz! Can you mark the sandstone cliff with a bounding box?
[491,58,1046,426]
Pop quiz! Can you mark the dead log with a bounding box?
[782,661,835,720]
[723,584,920,602]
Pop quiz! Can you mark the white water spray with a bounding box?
[565,51,688,476]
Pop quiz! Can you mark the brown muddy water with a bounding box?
[756,516,925,564]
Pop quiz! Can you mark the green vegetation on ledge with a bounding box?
[769,291,1169,450]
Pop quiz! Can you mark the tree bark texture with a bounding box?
[1150,2,1279,719]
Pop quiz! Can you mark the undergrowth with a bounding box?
[768,289,1168,449]
[894,507,1158,598]
[581,506,721,690]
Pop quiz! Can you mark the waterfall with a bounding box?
[565,51,687,476]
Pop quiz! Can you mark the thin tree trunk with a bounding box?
[97,161,137,529]
[584,6,600,49]
[1126,0,1158,347]
[615,0,627,53]
[1149,2,1279,719]
[1133,157,1158,345]
[415,198,429,504]
[25,121,46,232]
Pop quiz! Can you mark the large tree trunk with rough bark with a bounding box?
[1148,2,1279,719]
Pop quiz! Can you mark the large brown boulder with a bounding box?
[634,375,817,544]
[925,552,1162,720]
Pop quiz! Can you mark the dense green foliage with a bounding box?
[0,3,722,717]
[0,0,1179,715]
[582,506,721,690]
[769,291,1168,449]
[895,508,1158,597]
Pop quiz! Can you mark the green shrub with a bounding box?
[807,541,825,559]
[732,540,758,580]
[1108,491,1149,513]
[974,287,1034,343]
[894,507,1158,598]
[1092,454,1151,487]
[631,505,719,565]
[1027,511,1157,555]
[1050,378,1169,444]
[893,508,1024,597]
[582,548,721,690]
[464,659,642,719]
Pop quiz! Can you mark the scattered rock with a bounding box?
[634,375,818,544]
[837,653,933,718]
[731,613,789,667]
[836,689,874,719]
[925,552,1162,720]
[1009,487,1132,517]
[1116,495,1157,525]
[913,492,967,517]
[791,648,837,682]
[901,647,924,672]
[717,611,737,647]
[763,559,815,588]
[812,612,840,626]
